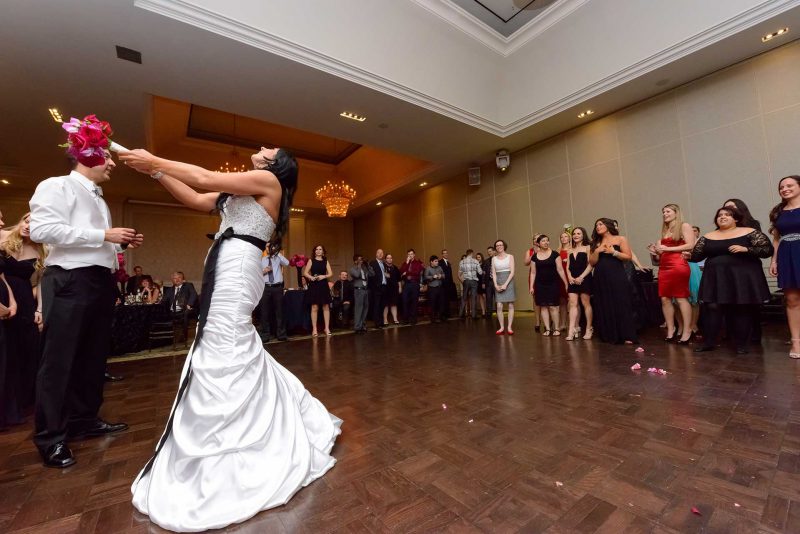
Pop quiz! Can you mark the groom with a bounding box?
[30,144,143,468]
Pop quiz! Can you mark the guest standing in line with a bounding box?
[0,212,47,411]
[529,235,568,336]
[439,249,456,319]
[590,218,638,344]
[400,249,425,325]
[383,253,401,325]
[458,249,482,319]
[303,244,333,336]
[688,225,703,336]
[565,227,593,340]
[0,207,20,430]
[482,246,496,318]
[475,252,487,317]
[30,134,142,467]
[367,249,387,328]
[724,198,764,343]
[259,243,289,342]
[348,254,371,334]
[524,234,542,332]
[492,239,516,335]
[557,231,572,330]
[769,176,800,358]
[692,206,772,354]
[647,204,695,344]
[423,255,445,323]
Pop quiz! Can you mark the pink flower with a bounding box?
[631,363,641,371]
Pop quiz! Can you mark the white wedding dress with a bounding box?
[131,195,342,532]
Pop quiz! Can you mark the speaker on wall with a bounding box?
[468,167,481,186]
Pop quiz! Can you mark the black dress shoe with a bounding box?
[104,372,124,382]
[277,336,288,341]
[41,442,76,468]
[694,346,715,353]
[70,420,128,440]
[736,347,749,355]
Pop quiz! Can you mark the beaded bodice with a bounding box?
[217,195,275,242]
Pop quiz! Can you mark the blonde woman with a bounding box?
[492,239,516,335]
[647,204,695,344]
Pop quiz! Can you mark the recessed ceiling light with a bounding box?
[419,182,428,187]
[762,27,789,42]
[290,207,304,213]
[577,110,594,118]
[376,201,382,206]
[48,108,63,123]
[1,179,9,185]
[339,111,366,122]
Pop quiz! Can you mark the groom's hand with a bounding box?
[127,233,145,249]
[105,227,137,244]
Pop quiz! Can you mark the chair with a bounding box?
[148,304,177,351]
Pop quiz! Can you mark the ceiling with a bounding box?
[1,0,799,218]
[446,0,558,37]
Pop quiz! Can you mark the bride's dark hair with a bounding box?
[216,148,298,250]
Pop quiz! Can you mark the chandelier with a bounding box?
[315,180,356,217]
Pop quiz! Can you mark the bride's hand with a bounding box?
[119,149,158,174]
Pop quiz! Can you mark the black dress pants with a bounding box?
[428,285,443,321]
[259,284,286,338]
[402,282,421,323]
[370,286,386,327]
[34,266,116,451]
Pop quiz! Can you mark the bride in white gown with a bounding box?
[120,147,341,532]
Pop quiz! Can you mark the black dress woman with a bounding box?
[691,206,773,354]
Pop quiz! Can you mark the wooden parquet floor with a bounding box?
[3,318,800,533]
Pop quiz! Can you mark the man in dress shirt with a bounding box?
[368,248,387,329]
[400,248,425,325]
[163,271,198,341]
[259,244,289,342]
[348,254,372,333]
[423,255,445,323]
[332,271,353,328]
[459,249,483,319]
[439,249,456,319]
[125,265,145,295]
[29,149,143,468]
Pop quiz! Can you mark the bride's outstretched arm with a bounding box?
[156,173,219,212]
[120,149,279,197]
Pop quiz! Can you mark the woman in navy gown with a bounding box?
[769,175,800,358]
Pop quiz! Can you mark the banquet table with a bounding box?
[110,303,172,355]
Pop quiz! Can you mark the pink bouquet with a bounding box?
[289,254,308,268]
[59,114,113,167]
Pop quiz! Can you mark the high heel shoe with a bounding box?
[664,331,677,342]
[677,332,694,345]
[790,338,800,359]
[325,330,332,336]
[507,329,514,335]
[582,327,594,340]
[565,329,576,341]
[495,328,505,335]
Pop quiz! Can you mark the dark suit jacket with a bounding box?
[367,259,388,290]
[439,258,457,299]
[163,282,199,311]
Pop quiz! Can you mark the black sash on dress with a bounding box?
[138,227,267,480]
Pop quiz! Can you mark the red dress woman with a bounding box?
[658,237,690,298]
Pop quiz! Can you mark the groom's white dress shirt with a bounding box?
[30,170,117,270]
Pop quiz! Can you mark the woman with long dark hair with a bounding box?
[529,235,568,336]
[769,176,800,358]
[691,206,772,354]
[120,147,341,532]
[565,227,593,340]
[303,244,333,336]
[724,198,762,231]
[590,218,638,344]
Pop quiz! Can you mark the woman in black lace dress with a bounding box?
[303,244,333,336]
[690,206,773,354]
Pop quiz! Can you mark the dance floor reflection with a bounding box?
[2,318,800,533]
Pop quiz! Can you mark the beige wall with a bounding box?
[354,40,800,306]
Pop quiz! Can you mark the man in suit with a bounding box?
[439,249,457,319]
[367,248,387,329]
[163,271,198,341]
[29,142,143,468]
[332,271,353,328]
[125,265,145,295]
